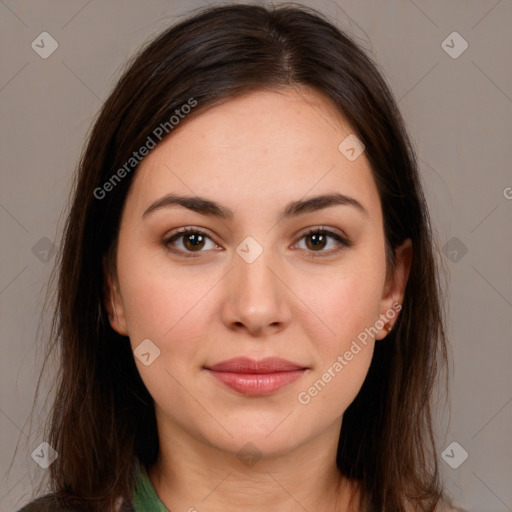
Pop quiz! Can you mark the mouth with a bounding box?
[204,357,308,396]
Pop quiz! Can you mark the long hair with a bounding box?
[29,3,452,511]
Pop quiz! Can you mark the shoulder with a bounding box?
[16,494,135,512]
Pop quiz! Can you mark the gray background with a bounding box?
[1,0,511,511]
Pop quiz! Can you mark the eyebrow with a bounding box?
[142,192,368,221]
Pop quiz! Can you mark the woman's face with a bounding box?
[107,87,411,458]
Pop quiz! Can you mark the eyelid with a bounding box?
[296,225,350,243]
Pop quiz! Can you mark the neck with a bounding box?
[148,418,359,512]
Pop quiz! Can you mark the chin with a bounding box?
[197,418,311,460]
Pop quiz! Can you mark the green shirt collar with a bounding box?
[132,463,170,512]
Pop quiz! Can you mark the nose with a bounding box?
[220,246,292,337]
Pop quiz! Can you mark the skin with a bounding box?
[106,87,412,511]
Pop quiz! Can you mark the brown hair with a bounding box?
[28,3,453,511]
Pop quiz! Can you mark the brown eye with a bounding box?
[304,232,328,251]
[182,232,206,251]
[295,228,351,257]
[163,228,217,258]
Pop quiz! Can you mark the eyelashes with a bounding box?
[162,226,352,259]
[298,226,352,252]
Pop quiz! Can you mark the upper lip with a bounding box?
[205,357,307,374]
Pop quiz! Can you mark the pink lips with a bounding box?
[205,357,307,396]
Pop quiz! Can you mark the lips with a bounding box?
[207,356,305,373]
[205,357,308,396]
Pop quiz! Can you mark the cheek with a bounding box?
[119,267,213,411]
[301,267,385,353]
[294,260,385,409]
[120,267,210,357]
[294,286,378,421]
[114,234,207,359]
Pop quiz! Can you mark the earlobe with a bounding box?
[103,256,129,336]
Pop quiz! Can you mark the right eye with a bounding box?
[162,227,219,258]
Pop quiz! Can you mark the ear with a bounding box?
[375,238,412,340]
[103,255,129,336]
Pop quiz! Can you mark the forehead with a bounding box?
[125,87,381,224]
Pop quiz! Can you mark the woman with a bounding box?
[19,3,459,511]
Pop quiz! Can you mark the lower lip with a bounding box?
[206,369,306,396]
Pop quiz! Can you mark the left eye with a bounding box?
[294,228,351,256]
[163,227,351,258]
